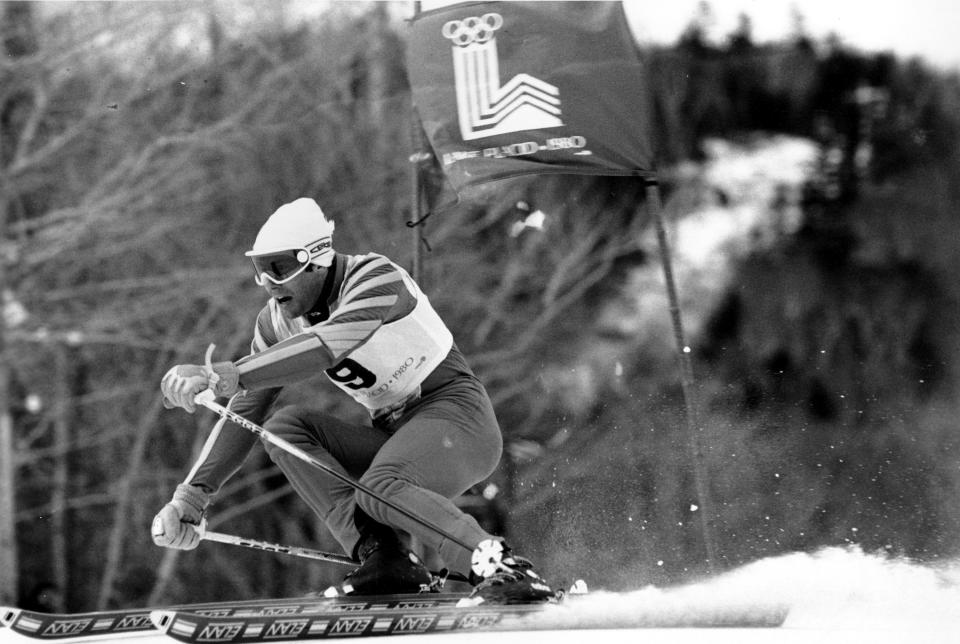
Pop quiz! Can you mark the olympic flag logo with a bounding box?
[441,13,562,141]
[441,13,503,46]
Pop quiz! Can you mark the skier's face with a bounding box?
[262,265,328,319]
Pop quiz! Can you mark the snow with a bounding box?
[673,136,813,270]
[2,547,959,643]
[552,134,817,412]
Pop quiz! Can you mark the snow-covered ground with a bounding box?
[634,134,817,343]
[511,547,960,642]
[3,547,959,643]
[526,137,960,642]
[548,134,818,413]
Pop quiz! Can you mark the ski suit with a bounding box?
[182,252,503,575]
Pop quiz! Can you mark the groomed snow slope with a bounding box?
[3,547,960,644]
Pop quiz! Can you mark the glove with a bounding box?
[151,484,210,550]
[208,361,240,398]
[161,365,207,413]
[161,362,240,413]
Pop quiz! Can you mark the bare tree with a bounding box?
[0,0,42,605]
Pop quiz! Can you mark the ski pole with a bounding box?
[195,523,357,566]
[191,388,476,556]
[194,524,472,583]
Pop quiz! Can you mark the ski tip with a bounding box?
[1,607,20,628]
[149,610,177,632]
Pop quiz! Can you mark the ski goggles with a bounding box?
[251,249,312,286]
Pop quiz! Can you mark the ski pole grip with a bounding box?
[204,343,217,370]
[195,389,216,406]
[202,343,222,389]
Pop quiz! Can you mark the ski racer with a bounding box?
[153,197,553,604]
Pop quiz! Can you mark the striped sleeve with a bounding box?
[233,255,415,390]
[316,255,414,358]
[235,330,336,390]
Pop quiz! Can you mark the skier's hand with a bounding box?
[208,361,240,398]
[161,361,241,413]
[151,484,210,550]
[161,365,209,413]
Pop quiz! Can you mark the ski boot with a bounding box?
[330,521,432,596]
[467,539,555,605]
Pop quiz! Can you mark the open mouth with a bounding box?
[275,295,293,305]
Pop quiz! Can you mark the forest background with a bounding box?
[2,0,959,612]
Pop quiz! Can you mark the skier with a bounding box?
[153,197,553,604]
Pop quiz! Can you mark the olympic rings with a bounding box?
[441,13,504,46]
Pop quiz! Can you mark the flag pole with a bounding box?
[646,179,718,572]
[408,0,427,283]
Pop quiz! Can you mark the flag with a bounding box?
[406,1,656,197]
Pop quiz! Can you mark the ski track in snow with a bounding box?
[2,547,959,643]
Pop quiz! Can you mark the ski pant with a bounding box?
[261,378,503,576]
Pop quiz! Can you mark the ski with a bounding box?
[0,592,469,641]
[150,594,788,642]
[151,601,550,642]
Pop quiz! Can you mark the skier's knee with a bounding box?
[262,405,322,461]
[356,468,406,522]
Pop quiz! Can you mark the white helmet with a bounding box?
[245,198,335,267]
